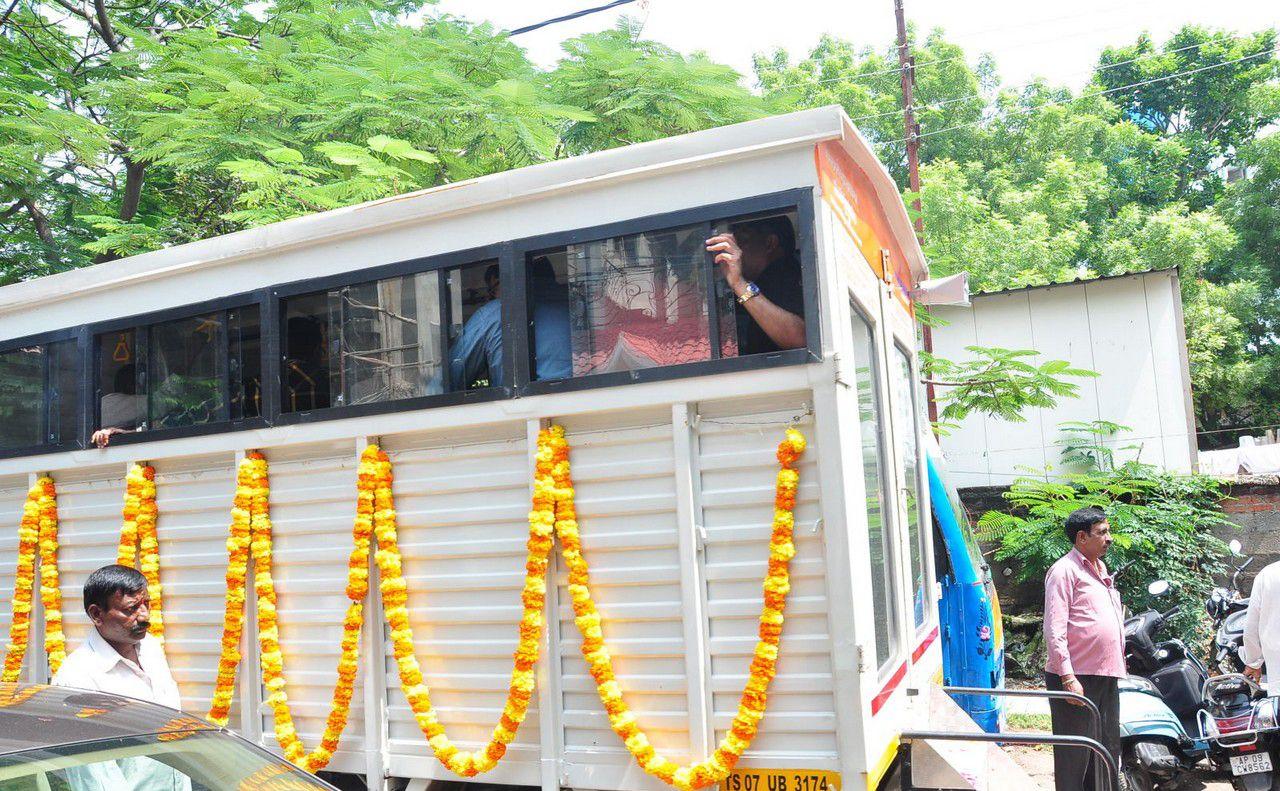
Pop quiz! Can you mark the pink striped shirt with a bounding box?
[1044,548,1126,678]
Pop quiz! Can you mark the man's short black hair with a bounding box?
[83,564,147,613]
[1064,506,1108,544]
[731,215,796,256]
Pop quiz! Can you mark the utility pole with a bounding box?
[894,0,940,427]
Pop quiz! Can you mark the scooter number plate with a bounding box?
[1230,752,1273,776]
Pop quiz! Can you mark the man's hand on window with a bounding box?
[706,233,746,293]
[92,427,127,448]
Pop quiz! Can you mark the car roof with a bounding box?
[0,683,217,755]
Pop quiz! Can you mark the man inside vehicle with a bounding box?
[705,216,806,356]
[449,257,571,387]
[52,564,188,790]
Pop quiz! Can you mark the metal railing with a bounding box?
[922,685,1115,791]
[898,730,1117,791]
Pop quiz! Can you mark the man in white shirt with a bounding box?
[52,564,188,790]
[1243,559,1280,695]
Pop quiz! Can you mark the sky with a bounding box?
[430,0,1278,90]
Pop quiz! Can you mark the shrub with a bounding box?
[979,461,1232,645]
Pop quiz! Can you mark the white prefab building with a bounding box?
[0,107,1019,791]
[931,268,1198,488]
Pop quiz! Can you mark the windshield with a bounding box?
[0,730,331,791]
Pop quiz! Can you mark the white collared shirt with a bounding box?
[51,629,188,791]
[53,629,181,708]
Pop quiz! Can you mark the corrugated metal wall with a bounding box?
[4,390,836,787]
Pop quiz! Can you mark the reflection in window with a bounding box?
[529,210,807,383]
[851,311,902,671]
[149,313,222,429]
[0,347,44,450]
[892,346,927,629]
[564,224,710,377]
[48,340,80,444]
[284,264,497,413]
[229,306,261,420]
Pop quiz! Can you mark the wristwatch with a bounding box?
[736,282,761,305]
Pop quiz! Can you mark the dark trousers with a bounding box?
[1045,672,1120,791]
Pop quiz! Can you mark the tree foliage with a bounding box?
[1,8,1277,441]
[759,23,1279,443]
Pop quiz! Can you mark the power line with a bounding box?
[506,0,636,37]
[874,47,1276,147]
[838,31,1259,127]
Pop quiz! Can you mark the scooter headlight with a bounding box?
[1257,697,1279,730]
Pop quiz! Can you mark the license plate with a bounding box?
[1231,752,1274,776]
[722,769,841,791]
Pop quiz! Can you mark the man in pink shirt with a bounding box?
[1043,506,1125,791]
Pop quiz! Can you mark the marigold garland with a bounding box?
[207,451,373,772]
[549,425,806,791]
[0,682,42,708]
[116,464,165,642]
[3,477,65,681]
[371,437,553,777]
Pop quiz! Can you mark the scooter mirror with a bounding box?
[1148,580,1171,596]
[1229,539,1243,556]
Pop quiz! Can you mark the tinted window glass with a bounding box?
[97,329,144,432]
[0,347,44,450]
[892,345,928,629]
[444,261,500,390]
[228,305,261,420]
[149,312,223,429]
[47,340,80,445]
[529,209,806,383]
[283,271,448,412]
[851,310,902,670]
[282,292,332,412]
[712,210,804,357]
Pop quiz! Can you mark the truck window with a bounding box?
[528,210,805,382]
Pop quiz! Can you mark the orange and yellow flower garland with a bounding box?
[2,477,65,682]
[370,437,553,776]
[115,464,165,642]
[550,425,806,791]
[207,451,372,772]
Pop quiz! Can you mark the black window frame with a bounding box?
[512,188,820,397]
[86,290,270,448]
[0,189,822,450]
[0,326,88,459]
[269,242,510,427]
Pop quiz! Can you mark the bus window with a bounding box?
[444,261,503,390]
[0,347,44,450]
[149,312,222,430]
[229,305,261,420]
[47,339,80,444]
[892,345,929,630]
[711,211,805,358]
[527,210,806,382]
[97,329,145,432]
[850,308,902,671]
[282,294,332,412]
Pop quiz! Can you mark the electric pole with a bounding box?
[894,0,939,427]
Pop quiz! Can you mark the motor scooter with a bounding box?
[1119,579,1210,790]
[1209,539,1253,675]
[1199,673,1280,791]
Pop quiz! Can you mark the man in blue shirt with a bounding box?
[449,257,572,388]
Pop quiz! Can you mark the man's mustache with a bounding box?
[131,622,150,633]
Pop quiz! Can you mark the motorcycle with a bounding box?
[1209,539,1254,675]
[1199,673,1280,791]
[1119,579,1210,790]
